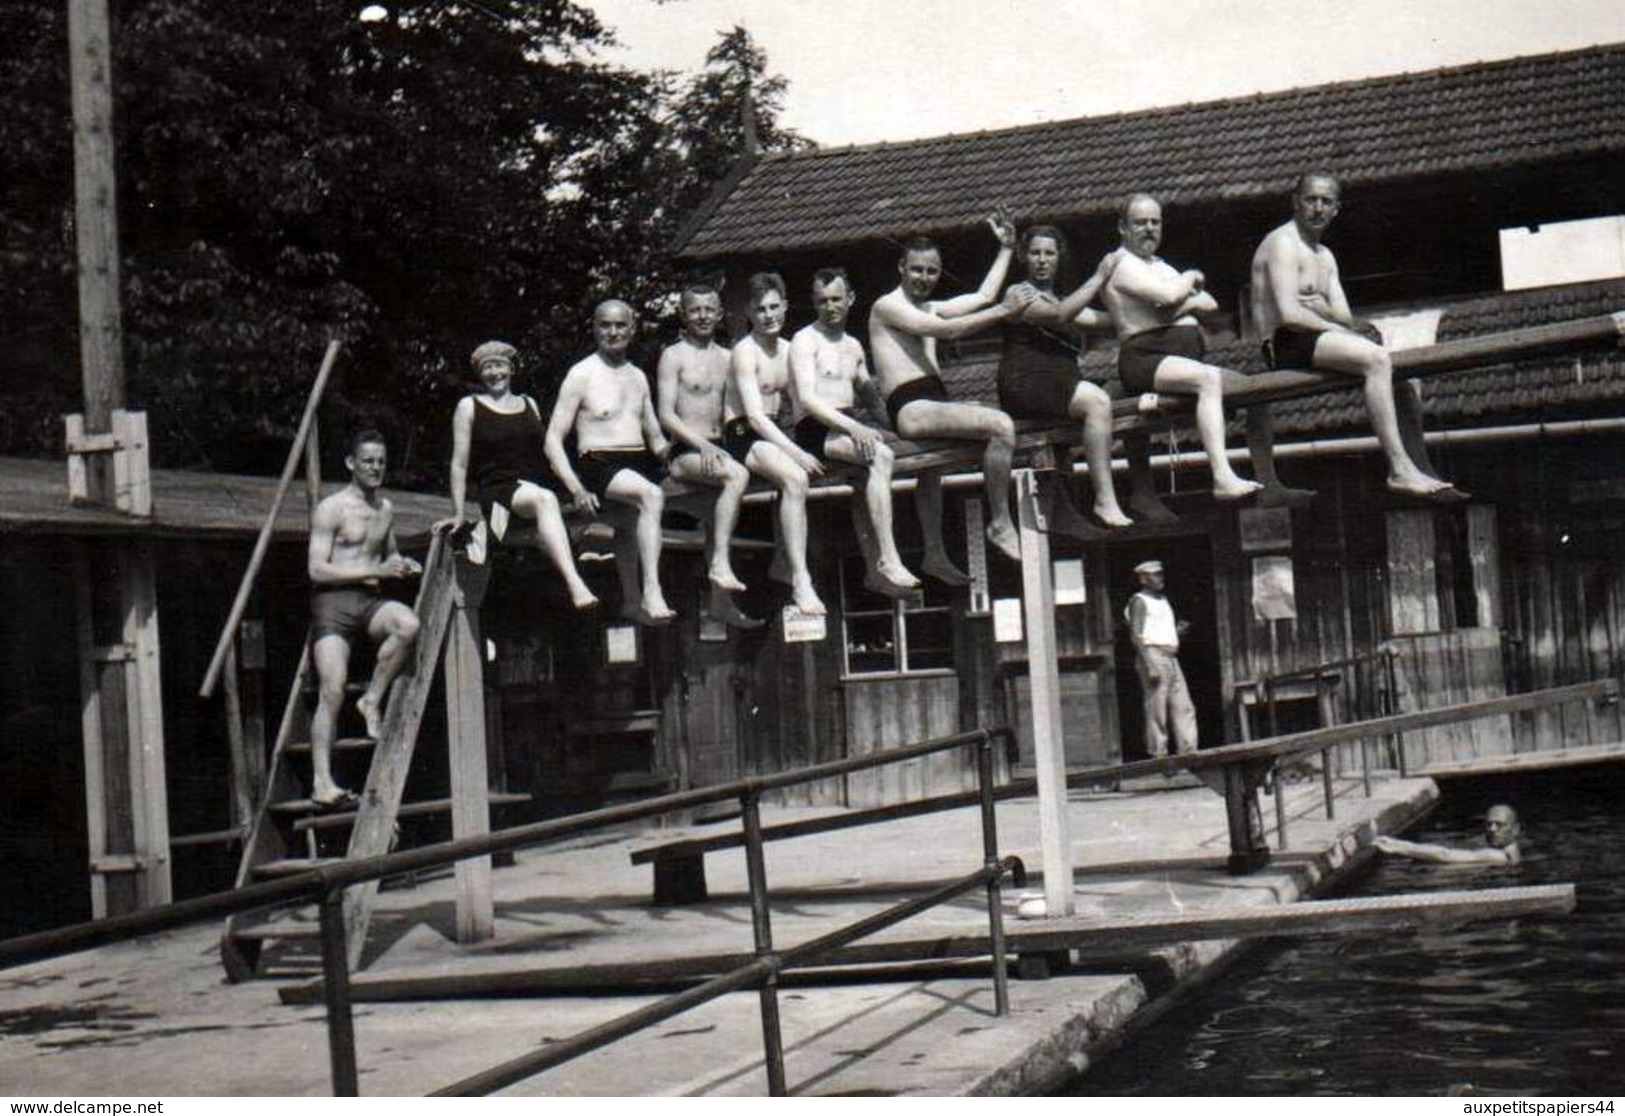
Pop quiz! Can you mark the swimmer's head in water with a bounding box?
[1483,804,1521,849]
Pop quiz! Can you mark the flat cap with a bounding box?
[470,340,517,371]
[1133,560,1164,575]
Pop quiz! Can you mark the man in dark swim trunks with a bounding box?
[1103,193,1264,502]
[868,213,1034,574]
[307,429,421,807]
[788,267,919,598]
[1251,172,1462,500]
[546,300,677,625]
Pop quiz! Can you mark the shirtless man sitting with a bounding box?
[545,299,677,625]
[655,284,760,628]
[1252,172,1461,500]
[1103,193,1264,502]
[725,272,825,616]
[307,429,422,807]
[869,214,1034,569]
[788,267,920,598]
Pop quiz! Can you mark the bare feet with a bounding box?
[621,600,676,626]
[355,694,384,741]
[872,558,920,595]
[1213,478,1265,503]
[1127,488,1181,524]
[791,579,826,616]
[708,567,748,594]
[709,586,763,630]
[1093,503,1134,529]
[986,522,1022,562]
[569,587,601,611]
[921,553,969,586]
[310,784,358,810]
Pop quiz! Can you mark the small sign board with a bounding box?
[993,597,1024,643]
[605,624,639,664]
[965,500,990,617]
[782,607,827,643]
[1053,558,1086,606]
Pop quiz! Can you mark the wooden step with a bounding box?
[283,736,377,756]
[229,921,320,941]
[290,792,532,834]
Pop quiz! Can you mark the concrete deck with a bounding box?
[0,773,1437,1097]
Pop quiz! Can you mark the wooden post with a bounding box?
[1466,505,1501,628]
[1014,469,1073,917]
[444,557,494,943]
[67,0,124,447]
[1386,509,1439,635]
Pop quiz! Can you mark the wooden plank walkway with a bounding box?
[279,884,1574,1002]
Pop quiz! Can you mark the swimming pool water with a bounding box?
[1067,767,1625,1096]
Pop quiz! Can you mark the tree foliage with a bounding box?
[0,2,804,483]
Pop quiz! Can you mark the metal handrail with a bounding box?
[0,724,1019,1098]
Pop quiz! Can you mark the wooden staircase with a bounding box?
[220,535,513,980]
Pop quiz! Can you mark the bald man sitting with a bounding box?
[545,299,677,625]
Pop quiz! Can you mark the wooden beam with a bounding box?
[1014,469,1073,917]
[444,557,494,944]
[67,0,124,442]
[199,340,341,698]
[282,884,1574,1003]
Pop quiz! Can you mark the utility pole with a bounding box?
[66,0,171,916]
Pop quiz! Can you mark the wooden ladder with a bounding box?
[219,534,474,980]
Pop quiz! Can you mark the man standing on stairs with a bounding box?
[306,429,422,808]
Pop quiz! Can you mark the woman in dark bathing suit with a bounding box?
[998,227,1131,527]
[442,341,598,609]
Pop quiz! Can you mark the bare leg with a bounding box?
[898,399,1021,562]
[511,484,597,609]
[1311,332,1450,496]
[826,435,917,596]
[669,455,748,591]
[1151,357,1263,500]
[745,442,824,615]
[1122,429,1179,523]
[1244,404,1316,508]
[1069,381,1131,526]
[1394,380,1442,477]
[309,633,354,804]
[913,470,967,585]
[606,471,675,624]
[356,601,421,741]
[608,505,642,621]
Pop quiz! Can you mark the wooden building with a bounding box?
[0,457,446,937]
[489,44,1625,811]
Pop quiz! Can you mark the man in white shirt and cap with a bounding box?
[1126,559,1198,758]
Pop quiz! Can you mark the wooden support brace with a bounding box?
[445,555,494,945]
[64,409,150,516]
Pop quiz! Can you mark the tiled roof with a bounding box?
[678,44,1625,260]
[936,279,1625,437]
